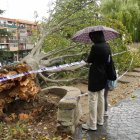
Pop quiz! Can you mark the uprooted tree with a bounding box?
[0,0,132,119]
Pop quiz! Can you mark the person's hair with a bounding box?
[89,31,106,43]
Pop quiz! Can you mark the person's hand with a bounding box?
[83,52,89,62]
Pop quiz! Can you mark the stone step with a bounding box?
[133,68,140,72]
[118,75,137,83]
[124,72,140,77]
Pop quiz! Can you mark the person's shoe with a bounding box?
[82,124,89,130]
[104,111,108,117]
[82,124,97,131]
[97,120,104,126]
[108,104,111,107]
[97,122,104,126]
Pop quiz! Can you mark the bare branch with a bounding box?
[39,73,85,83]
[41,52,86,66]
[36,52,48,60]
[49,52,85,64]
[60,15,93,28]
[31,33,46,56]
[41,45,77,59]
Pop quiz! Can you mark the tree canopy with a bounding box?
[100,0,140,42]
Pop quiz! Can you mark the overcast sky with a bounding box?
[0,0,55,21]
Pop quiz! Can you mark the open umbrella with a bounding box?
[72,25,120,44]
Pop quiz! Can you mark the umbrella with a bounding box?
[72,25,120,44]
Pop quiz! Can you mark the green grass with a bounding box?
[0,121,62,140]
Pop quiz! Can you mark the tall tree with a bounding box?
[100,0,140,42]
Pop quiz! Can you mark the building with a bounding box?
[0,17,36,65]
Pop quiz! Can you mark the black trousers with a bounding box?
[104,88,109,111]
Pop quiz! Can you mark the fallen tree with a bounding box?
[0,0,131,120]
[0,0,94,118]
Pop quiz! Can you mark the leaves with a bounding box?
[18,113,31,120]
[100,0,140,42]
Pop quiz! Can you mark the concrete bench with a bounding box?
[48,86,82,134]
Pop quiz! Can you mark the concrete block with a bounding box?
[56,86,82,134]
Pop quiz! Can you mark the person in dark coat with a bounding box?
[87,32,111,92]
[82,31,116,130]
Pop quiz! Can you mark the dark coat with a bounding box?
[87,31,116,92]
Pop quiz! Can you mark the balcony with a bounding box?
[0,39,34,46]
[0,23,26,29]
[0,45,8,50]
[0,23,17,28]
[0,40,18,44]
[8,40,18,43]
[9,39,26,44]
[9,46,18,51]
[26,44,34,50]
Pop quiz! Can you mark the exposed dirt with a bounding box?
[2,91,62,139]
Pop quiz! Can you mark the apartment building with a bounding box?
[0,17,36,65]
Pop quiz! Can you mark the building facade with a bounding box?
[0,17,36,65]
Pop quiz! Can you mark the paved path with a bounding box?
[74,89,140,140]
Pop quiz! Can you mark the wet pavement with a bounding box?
[74,88,140,140]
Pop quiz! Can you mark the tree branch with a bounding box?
[55,0,95,28]
[41,52,86,66]
[40,45,77,60]
[31,32,46,56]
[39,73,85,83]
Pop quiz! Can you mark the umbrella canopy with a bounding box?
[72,25,120,44]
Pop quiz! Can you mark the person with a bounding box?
[104,69,118,116]
[82,31,116,131]
[104,84,109,116]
